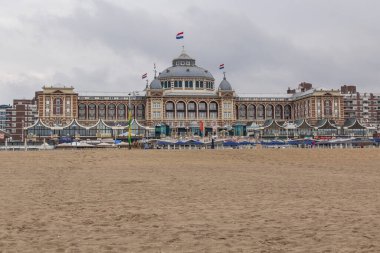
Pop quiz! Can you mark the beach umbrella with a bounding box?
[188,140,204,145]
[157,140,174,146]
[223,141,239,147]
[96,142,114,148]
[175,140,187,145]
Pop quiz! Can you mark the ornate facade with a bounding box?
[30,50,346,139]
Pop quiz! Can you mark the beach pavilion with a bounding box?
[342,118,369,137]
[314,119,339,139]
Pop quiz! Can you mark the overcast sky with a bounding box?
[1,0,380,104]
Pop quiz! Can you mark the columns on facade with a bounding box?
[62,97,66,119]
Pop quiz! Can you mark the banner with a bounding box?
[199,120,204,135]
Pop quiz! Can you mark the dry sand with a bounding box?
[0,149,380,252]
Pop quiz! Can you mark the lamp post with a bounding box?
[36,123,41,143]
[72,123,77,147]
[128,92,132,150]
[127,91,139,149]
[21,120,24,143]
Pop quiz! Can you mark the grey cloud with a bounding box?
[1,0,380,104]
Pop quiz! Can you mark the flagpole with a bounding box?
[128,92,132,150]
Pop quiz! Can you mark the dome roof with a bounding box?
[150,78,162,89]
[219,77,232,91]
[158,66,214,79]
[172,50,196,67]
[174,52,194,61]
[157,50,214,80]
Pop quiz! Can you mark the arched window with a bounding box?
[298,104,301,118]
[198,102,207,119]
[266,105,274,119]
[304,101,308,117]
[302,102,306,117]
[238,105,247,120]
[248,105,256,120]
[136,104,145,120]
[209,102,218,119]
[117,104,126,120]
[257,104,265,120]
[78,103,86,120]
[187,101,196,119]
[127,105,135,119]
[88,104,96,120]
[165,102,174,119]
[176,102,185,119]
[284,105,292,120]
[98,104,106,119]
[54,98,63,115]
[324,100,332,117]
[108,104,116,120]
[275,105,283,120]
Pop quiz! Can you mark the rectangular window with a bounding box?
[152,102,161,109]
[153,112,161,119]
[223,103,231,109]
[177,112,185,119]
[166,112,174,119]
[199,112,207,118]
[210,112,217,119]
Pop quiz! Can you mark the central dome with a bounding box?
[158,50,214,80]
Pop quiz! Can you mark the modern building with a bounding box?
[0,104,11,130]
[5,99,38,141]
[0,129,10,143]
[341,85,380,128]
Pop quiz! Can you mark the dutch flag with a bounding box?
[219,64,224,70]
[176,32,184,39]
[142,73,147,79]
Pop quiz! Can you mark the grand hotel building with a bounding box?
[20,50,352,140]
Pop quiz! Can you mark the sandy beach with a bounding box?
[0,149,380,252]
